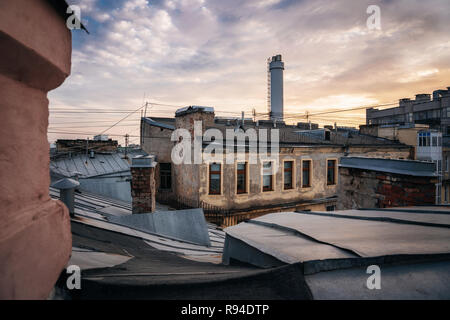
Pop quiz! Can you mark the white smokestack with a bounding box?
[269,54,284,121]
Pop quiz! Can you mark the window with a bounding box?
[432,136,437,146]
[436,184,442,204]
[326,205,335,212]
[283,161,293,190]
[327,159,337,186]
[262,162,274,192]
[159,163,172,190]
[408,113,413,123]
[302,160,311,188]
[209,163,221,195]
[324,131,331,141]
[236,162,247,194]
[445,185,448,203]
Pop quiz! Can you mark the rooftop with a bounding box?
[50,187,313,299]
[50,150,146,179]
[339,157,437,177]
[223,208,450,299]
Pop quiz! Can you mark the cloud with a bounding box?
[49,0,450,143]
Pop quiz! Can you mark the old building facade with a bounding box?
[338,157,437,209]
[142,107,412,225]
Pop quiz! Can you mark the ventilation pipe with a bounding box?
[51,178,80,217]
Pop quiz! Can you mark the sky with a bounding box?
[48,0,450,145]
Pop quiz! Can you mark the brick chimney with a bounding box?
[131,155,157,214]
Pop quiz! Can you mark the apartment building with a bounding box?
[366,87,450,133]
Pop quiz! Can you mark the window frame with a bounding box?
[282,160,295,190]
[301,159,312,188]
[262,161,274,192]
[326,158,338,186]
[159,163,172,190]
[208,162,222,195]
[236,161,248,195]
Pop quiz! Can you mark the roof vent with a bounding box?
[51,178,80,217]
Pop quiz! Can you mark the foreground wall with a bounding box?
[0,0,72,299]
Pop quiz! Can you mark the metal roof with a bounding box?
[339,156,437,177]
[222,209,450,299]
[51,178,80,190]
[142,117,175,130]
[50,152,133,179]
[49,187,225,258]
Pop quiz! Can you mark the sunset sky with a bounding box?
[48,0,450,144]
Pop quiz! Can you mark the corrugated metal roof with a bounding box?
[49,187,225,258]
[50,152,131,178]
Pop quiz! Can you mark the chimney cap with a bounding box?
[51,178,80,190]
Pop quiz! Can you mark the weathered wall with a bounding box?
[141,124,173,163]
[338,167,437,210]
[131,166,156,213]
[0,0,72,299]
[172,110,214,203]
[197,146,410,211]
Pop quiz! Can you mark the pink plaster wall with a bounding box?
[0,0,72,299]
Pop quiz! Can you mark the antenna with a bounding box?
[124,134,129,160]
[267,57,271,120]
[144,101,148,118]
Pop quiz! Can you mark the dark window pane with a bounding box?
[211,163,221,171]
[284,171,292,189]
[302,160,311,187]
[209,163,221,194]
[284,161,293,189]
[327,160,336,185]
[237,162,247,194]
[160,163,172,189]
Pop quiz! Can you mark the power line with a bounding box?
[98,102,147,135]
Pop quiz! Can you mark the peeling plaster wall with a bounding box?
[338,167,437,210]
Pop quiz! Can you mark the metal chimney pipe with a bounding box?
[51,178,80,217]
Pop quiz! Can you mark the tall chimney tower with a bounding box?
[268,54,284,121]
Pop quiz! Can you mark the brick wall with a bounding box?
[131,166,155,213]
[338,167,437,209]
[56,139,118,153]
